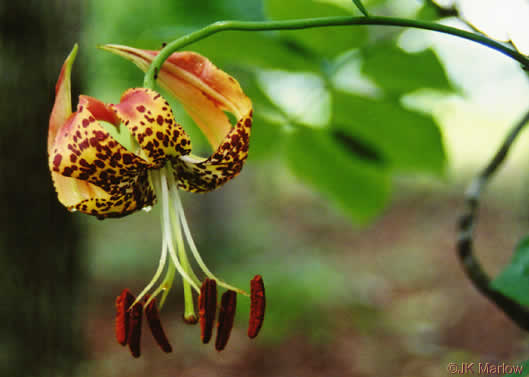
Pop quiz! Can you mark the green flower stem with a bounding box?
[143,15,529,89]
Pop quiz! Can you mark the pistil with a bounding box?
[133,162,250,331]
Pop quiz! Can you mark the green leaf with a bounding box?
[234,71,287,160]
[249,111,285,160]
[257,70,332,128]
[361,42,454,94]
[332,90,446,175]
[265,0,368,58]
[491,235,529,308]
[352,0,369,16]
[285,127,390,223]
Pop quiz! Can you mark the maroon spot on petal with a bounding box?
[79,139,89,151]
[122,154,132,165]
[156,131,164,140]
[94,130,106,141]
[136,105,145,113]
[82,119,89,128]
[69,154,77,163]
[156,115,164,125]
[53,154,62,169]
[244,118,252,127]
[145,128,153,136]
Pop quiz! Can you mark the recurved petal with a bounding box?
[71,170,155,219]
[51,173,110,210]
[49,44,77,154]
[110,88,191,167]
[49,101,156,218]
[101,45,253,151]
[175,109,252,193]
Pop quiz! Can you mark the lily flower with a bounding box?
[48,44,264,356]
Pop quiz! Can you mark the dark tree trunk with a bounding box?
[0,1,83,376]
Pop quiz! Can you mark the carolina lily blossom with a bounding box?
[48,44,265,356]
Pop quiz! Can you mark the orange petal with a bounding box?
[174,110,252,193]
[49,98,156,218]
[110,88,191,167]
[49,45,117,212]
[48,44,77,154]
[101,45,253,151]
[79,95,120,127]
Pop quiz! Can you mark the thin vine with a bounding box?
[143,15,529,89]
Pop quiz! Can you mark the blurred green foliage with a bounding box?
[360,41,454,94]
[265,0,368,58]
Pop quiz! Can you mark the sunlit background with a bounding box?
[3,0,529,376]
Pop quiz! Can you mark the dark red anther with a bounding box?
[128,302,143,358]
[115,289,134,346]
[145,297,172,353]
[248,275,265,339]
[215,290,237,351]
[198,278,217,344]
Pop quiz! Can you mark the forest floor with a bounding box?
[79,190,529,377]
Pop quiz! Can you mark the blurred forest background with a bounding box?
[2,0,529,376]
